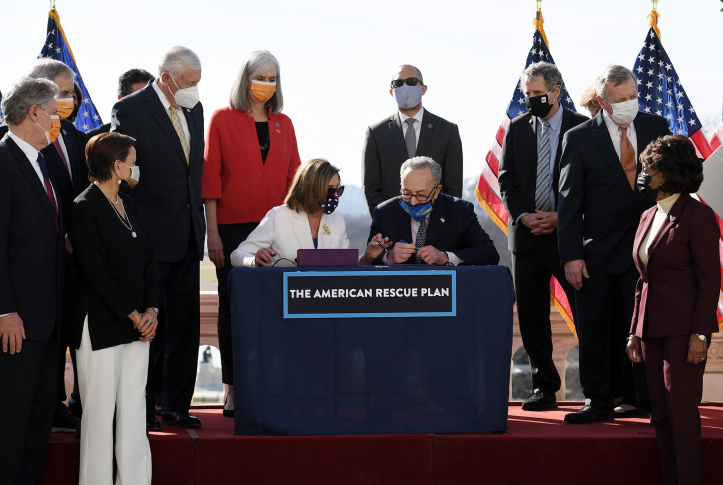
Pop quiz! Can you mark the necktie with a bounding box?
[169,106,190,164]
[37,153,59,233]
[535,120,552,212]
[404,118,417,159]
[620,126,636,190]
[52,139,71,180]
[415,217,428,264]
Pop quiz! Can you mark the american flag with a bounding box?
[710,119,723,151]
[475,29,577,335]
[38,9,102,133]
[635,28,723,329]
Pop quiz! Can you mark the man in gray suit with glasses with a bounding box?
[362,64,463,218]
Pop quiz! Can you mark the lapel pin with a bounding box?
[669,215,676,222]
[440,217,445,223]
[275,123,279,127]
[187,108,191,113]
[427,123,433,128]
[62,129,67,135]
[323,224,331,236]
[276,129,281,134]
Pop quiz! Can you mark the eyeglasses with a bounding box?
[641,162,659,176]
[400,186,437,204]
[328,185,345,198]
[390,78,423,89]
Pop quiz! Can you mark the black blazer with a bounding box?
[557,111,671,274]
[0,121,89,235]
[362,109,463,217]
[69,184,158,350]
[367,193,499,266]
[110,81,206,263]
[498,108,589,253]
[87,122,111,138]
[0,135,64,341]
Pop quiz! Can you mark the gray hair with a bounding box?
[519,62,562,92]
[158,46,202,77]
[596,65,637,102]
[28,58,76,83]
[400,156,442,185]
[1,77,60,126]
[229,50,283,114]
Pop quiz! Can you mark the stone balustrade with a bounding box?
[63,294,723,403]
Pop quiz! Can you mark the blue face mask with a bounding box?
[318,195,339,215]
[399,198,433,222]
[393,85,423,110]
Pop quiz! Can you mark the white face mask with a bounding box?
[122,162,140,182]
[169,74,200,109]
[609,99,639,125]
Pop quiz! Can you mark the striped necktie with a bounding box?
[535,120,552,212]
[415,217,428,264]
[620,126,636,190]
[169,106,190,164]
[36,153,59,233]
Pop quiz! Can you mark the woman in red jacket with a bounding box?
[627,135,720,485]
[202,50,301,417]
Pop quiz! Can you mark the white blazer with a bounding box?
[230,205,351,267]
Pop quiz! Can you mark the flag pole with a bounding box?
[536,0,542,20]
[648,0,662,39]
[50,0,56,9]
[533,0,550,48]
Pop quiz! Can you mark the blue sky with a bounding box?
[3,0,721,186]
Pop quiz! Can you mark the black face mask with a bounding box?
[637,171,660,201]
[524,89,555,118]
[68,104,80,123]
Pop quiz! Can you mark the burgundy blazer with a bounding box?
[630,193,721,338]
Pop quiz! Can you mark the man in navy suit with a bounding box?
[0,77,66,484]
[111,46,206,430]
[558,65,671,424]
[88,68,154,138]
[361,157,498,267]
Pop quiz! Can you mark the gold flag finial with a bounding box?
[648,1,662,40]
[533,1,550,49]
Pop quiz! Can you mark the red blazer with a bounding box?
[202,106,301,224]
[630,193,721,338]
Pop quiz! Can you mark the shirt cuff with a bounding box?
[382,253,390,265]
[515,212,529,225]
[446,252,462,266]
[0,313,11,318]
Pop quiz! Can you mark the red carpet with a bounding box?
[41,404,723,484]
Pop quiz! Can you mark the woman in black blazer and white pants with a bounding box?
[69,132,159,485]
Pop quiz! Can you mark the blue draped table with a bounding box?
[230,265,515,435]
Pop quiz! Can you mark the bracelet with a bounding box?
[626,334,635,342]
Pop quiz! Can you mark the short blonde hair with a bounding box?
[285,159,340,214]
[580,82,601,117]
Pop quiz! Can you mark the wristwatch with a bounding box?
[695,334,708,342]
[151,307,159,316]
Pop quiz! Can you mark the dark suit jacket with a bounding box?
[69,184,159,350]
[367,194,499,266]
[557,111,671,273]
[0,135,64,341]
[87,122,111,138]
[111,81,206,263]
[630,194,720,338]
[498,108,589,253]
[362,109,463,217]
[0,121,89,235]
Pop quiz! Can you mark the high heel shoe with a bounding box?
[223,384,234,418]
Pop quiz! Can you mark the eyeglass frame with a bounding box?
[400,186,438,204]
[641,161,661,176]
[390,78,423,89]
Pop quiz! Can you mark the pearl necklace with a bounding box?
[95,183,136,238]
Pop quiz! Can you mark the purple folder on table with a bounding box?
[296,249,359,267]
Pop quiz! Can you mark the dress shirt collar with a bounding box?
[152,79,174,113]
[399,106,425,125]
[602,108,635,136]
[7,130,39,163]
[538,103,563,133]
[656,193,681,214]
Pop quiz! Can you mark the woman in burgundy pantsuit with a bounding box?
[627,135,720,485]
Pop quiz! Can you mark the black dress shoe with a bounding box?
[564,405,614,424]
[146,415,162,432]
[161,411,202,428]
[521,390,558,411]
[614,407,648,419]
[649,412,656,426]
[68,397,83,419]
[223,409,235,418]
[52,403,80,433]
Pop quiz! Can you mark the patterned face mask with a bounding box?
[318,195,339,215]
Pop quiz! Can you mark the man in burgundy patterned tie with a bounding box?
[0,77,66,484]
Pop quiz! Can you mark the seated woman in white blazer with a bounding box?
[231,158,350,267]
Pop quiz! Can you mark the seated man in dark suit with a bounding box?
[88,68,154,139]
[362,65,463,217]
[361,157,499,266]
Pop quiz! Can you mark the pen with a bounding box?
[399,240,419,251]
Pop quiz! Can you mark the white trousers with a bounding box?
[76,317,152,485]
